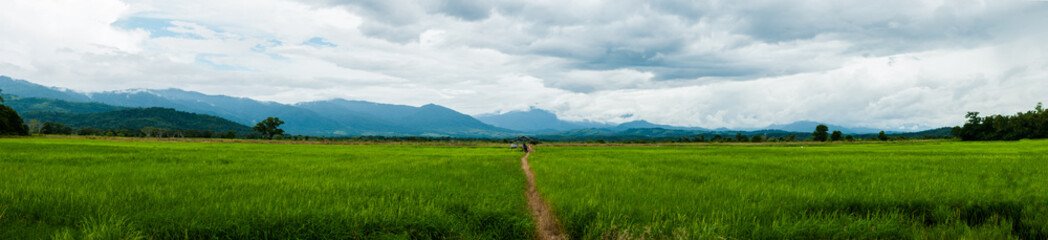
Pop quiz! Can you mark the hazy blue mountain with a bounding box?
[612,120,708,132]
[294,99,418,135]
[296,100,520,137]
[760,121,883,134]
[474,108,603,133]
[0,76,89,102]
[475,108,709,133]
[1,95,128,114]
[79,89,350,135]
[21,107,251,132]
[402,104,516,135]
[0,76,518,137]
[1,76,925,138]
[544,128,617,137]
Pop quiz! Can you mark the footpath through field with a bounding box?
[520,145,567,240]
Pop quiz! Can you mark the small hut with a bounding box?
[511,136,537,152]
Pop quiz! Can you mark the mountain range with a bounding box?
[2,75,925,137]
[474,108,885,134]
[1,76,516,137]
[3,95,249,132]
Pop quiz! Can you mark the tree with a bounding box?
[253,117,285,140]
[952,103,1048,141]
[735,133,748,142]
[786,134,797,142]
[830,130,843,141]
[877,131,889,141]
[142,126,159,138]
[0,105,29,136]
[845,135,854,141]
[27,119,42,134]
[0,88,4,103]
[77,127,101,136]
[812,124,829,142]
[41,122,72,135]
[750,135,763,143]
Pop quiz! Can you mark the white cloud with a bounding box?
[0,0,1046,130]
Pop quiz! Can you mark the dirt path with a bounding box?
[520,146,567,240]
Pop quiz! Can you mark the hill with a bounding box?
[295,100,519,137]
[474,108,608,133]
[1,95,127,114]
[20,107,251,132]
[1,76,518,137]
[0,76,90,102]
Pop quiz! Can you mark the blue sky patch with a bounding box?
[303,37,337,48]
[112,17,204,39]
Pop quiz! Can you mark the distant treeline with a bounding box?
[27,122,512,143]
[952,103,1048,141]
[31,121,244,138]
[536,127,952,143]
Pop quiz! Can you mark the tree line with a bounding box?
[25,120,243,138]
[952,103,1048,141]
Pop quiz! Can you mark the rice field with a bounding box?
[0,138,532,239]
[528,141,1048,239]
[3,137,1048,239]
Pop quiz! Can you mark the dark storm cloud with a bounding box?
[335,1,1040,82]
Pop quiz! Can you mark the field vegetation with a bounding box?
[528,140,1048,239]
[4,136,1048,240]
[0,138,532,239]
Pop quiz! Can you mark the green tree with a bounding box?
[0,87,28,136]
[786,134,797,142]
[253,117,285,140]
[0,105,29,135]
[41,122,72,135]
[830,130,843,141]
[845,135,854,141]
[735,133,748,142]
[750,135,763,143]
[812,124,829,142]
[878,131,889,141]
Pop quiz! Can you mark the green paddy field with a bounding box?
[1,137,1046,239]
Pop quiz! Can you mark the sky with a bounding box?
[1,0,1047,130]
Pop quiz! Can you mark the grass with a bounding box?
[0,137,533,239]
[5,137,1048,239]
[527,140,1048,239]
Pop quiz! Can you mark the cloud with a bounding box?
[0,0,1046,130]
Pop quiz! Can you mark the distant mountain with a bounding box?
[0,76,89,102]
[1,95,127,114]
[1,76,518,137]
[760,121,883,134]
[611,120,708,132]
[296,100,518,137]
[80,88,350,135]
[1,76,936,139]
[20,107,251,132]
[475,108,608,133]
[475,108,709,133]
